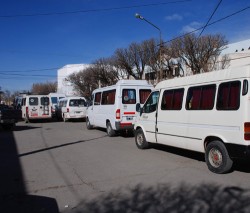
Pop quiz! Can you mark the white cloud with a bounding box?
[165,13,183,21]
[181,21,203,34]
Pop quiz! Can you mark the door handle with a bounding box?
[142,115,148,119]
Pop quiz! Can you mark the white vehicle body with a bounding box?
[57,96,87,121]
[134,65,250,173]
[21,95,52,122]
[86,80,153,136]
[48,93,66,117]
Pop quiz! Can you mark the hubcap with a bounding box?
[209,148,223,168]
[137,133,144,145]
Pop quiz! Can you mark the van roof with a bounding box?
[92,80,153,93]
[155,65,250,89]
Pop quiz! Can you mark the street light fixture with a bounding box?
[135,13,163,83]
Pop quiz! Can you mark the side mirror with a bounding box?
[136,103,141,112]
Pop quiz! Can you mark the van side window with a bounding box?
[29,97,38,106]
[139,89,151,104]
[217,81,241,110]
[122,89,136,104]
[161,88,184,110]
[186,84,216,110]
[94,92,101,105]
[101,89,116,105]
[142,91,159,113]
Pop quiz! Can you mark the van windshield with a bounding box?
[51,97,58,104]
[69,99,86,107]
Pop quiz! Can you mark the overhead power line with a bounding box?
[198,0,222,37]
[163,5,250,45]
[0,0,191,18]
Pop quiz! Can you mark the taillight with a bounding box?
[116,109,120,119]
[244,123,250,140]
[26,106,28,114]
[67,108,69,112]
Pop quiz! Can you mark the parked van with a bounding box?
[134,65,250,174]
[57,96,87,121]
[86,80,153,136]
[48,93,66,118]
[21,95,52,122]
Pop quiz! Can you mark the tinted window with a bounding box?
[51,97,58,104]
[161,88,184,110]
[29,97,38,106]
[217,81,240,110]
[139,89,151,104]
[142,91,159,113]
[69,99,86,107]
[41,97,50,106]
[186,84,216,110]
[94,92,101,105]
[101,90,116,105]
[122,89,136,104]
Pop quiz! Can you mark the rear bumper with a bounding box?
[115,121,134,130]
[227,143,250,159]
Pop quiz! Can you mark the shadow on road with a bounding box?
[18,136,107,157]
[63,183,250,213]
[151,144,250,173]
[0,129,59,212]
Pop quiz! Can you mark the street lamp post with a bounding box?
[135,13,163,83]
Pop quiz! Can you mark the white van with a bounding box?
[134,65,250,174]
[57,96,87,121]
[48,93,66,118]
[86,80,153,136]
[21,95,52,122]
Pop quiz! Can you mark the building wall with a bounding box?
[57,64,89,96]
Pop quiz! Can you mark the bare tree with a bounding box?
[31,81,57,95]
[171,33,228,75]
[67,57,120,98]
[113,38,159,80]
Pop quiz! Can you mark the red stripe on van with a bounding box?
[124,112,135,115]
[120,122,133,127]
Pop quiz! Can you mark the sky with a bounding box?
[0,0,250,92]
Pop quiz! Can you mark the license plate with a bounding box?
[126,116,133,121]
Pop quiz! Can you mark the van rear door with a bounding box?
[28,97,40,118]
[39,96,50,117]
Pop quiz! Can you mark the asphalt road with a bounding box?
[1,120,250,213]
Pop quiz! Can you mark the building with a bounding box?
[57,64,89,96]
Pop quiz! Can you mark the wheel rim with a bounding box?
[137,133,144,146]
[208,148,223,168]
[107,124,111,134]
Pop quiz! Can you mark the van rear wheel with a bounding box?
[106,122,116,137]
[135,128,149,149]
[205,141,233,174]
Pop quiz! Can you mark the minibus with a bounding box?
[135,65,250,174]
[57,96,87,121]
[21,95,52,122]
[86,80,153,136]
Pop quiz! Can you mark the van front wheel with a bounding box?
[86,117,93,130]
[205,141,233,174]
[106,122,115,137]
[135,128,149,149]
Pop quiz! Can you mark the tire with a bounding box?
[106,122,116,137]
[205,141,233,174]
[63,114,68,122]
[86,117,93,130]
[135,128,149,149]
